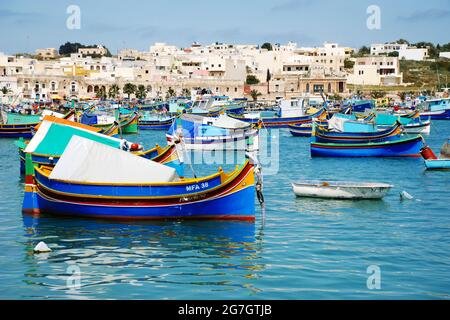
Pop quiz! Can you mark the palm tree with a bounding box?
[370,91,386,99]
[165,87,176,100]
[1,86,11,95]
[181,88,191,98]
[97,87,107,100]
[250,89,262,102]
[123,83,137,99]
[108,84,120,99]
[135,85,147,100]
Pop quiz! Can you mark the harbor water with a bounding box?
[0,122,449,299]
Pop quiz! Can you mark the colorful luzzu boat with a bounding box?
[229,108,327,128]
[138,112,175,130]
[311,135,424,158]
[0,111,41,138]
[167,114,259,151]
[1,110,76,138]
[288,123,313,137]
[17,118,182,174]
[419,98,450,120]
[23,136,256,221]
[312,122,403,144]
[375,111,431,134]
[81,112,140,134]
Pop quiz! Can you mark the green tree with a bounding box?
[97,87,107,100]
[344,58,355,69]
[123,83,137,99]
[266,69,271,94]
[261,43,273,51]
[250,89,262,101]
[388,51,399,57]
[108,84,120,99]
[1,86,11,95]
[357,46,371,57]
[328,93,342,101]
[135,85,147,100]
[181,88,191,97]
[396,39,410,45]
[370,91,386,99]
[246,75,260,85]
[398,91,408,102]
[166,87,176,100]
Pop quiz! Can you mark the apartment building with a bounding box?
[347,56,403,86]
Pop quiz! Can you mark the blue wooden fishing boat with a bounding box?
[0,111,41,138]
[311,135,424,158]
[289,124,313,137]
[23,136,256,221]
[376,111,431,134]
[419,98,450,120]
[17,118,182,174]
[344,99,375,113]
[312,122,403,144]
[230,107,327,128]
[167,114,259,151]
[138,113,175,130]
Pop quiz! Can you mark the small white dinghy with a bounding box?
[292,180,393,200]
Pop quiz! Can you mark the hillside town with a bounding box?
[1,40,450,104]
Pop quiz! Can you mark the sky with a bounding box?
[0,0,449,54]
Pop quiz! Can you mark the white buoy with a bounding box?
[34,242,52,253]
[400,191,414,201]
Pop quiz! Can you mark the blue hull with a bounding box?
[311,136,424,158]
[139,123,172,130]
[425,159,450,170]
[0,132,33,138]
[289,128,312,137]
[231,109,326,128]
[24,185,255,221]
[420,109,450,120]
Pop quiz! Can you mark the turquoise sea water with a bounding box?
[0,122,449,299]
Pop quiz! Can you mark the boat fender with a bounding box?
[400,191,414,201]
[130,143,142,152]
[420,146,438,160]
[34,242,52,253]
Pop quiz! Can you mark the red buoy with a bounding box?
[130,143,141,151]
[420,146,438,160]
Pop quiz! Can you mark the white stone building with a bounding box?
[347,56,403,86]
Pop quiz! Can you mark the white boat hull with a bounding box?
[292,181,393,199]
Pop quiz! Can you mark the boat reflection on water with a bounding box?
[20,214,265,299]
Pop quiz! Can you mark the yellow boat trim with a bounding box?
[34,162,251,200]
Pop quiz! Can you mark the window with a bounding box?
[313,85,324,93]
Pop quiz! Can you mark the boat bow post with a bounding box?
[22,153,40,214]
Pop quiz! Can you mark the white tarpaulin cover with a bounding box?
[212,114,251,129]
[50,135,178,183]
[327,115,346,132]
[41,110,65,119]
